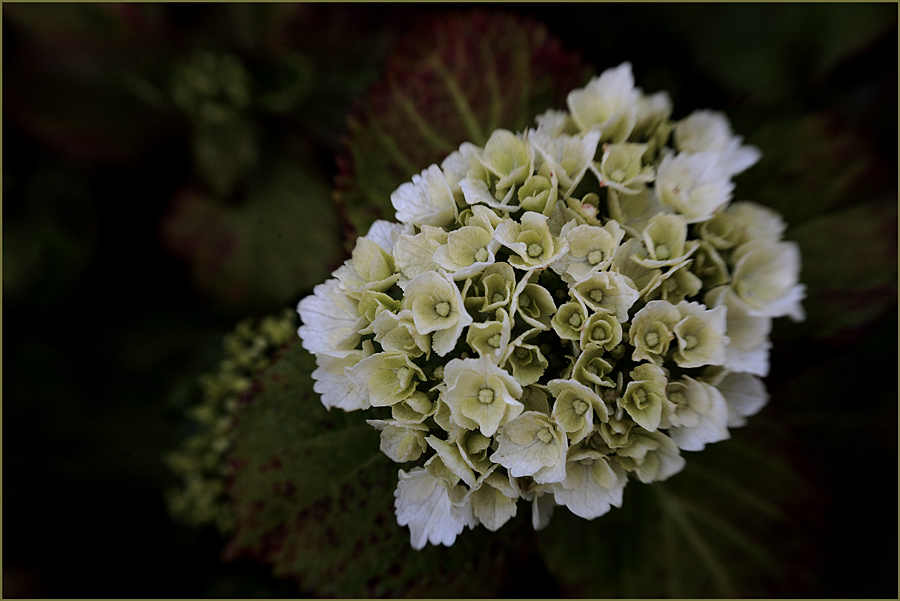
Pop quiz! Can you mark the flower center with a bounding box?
[492,293,505,303]
[588,250,604,265]
[655,244,670,260]
[488,334,502,348]
[515,347,529,359]
[644,331,660,347]
[434,301,451,317]
[683,335,698,349]
[589,289,604,303]
[568,313,583,328]
[478,388,495,404]
[634,388,648,408]
[573,399,588,415]
[537,428,553,443]
[518,294,531,308]
[527,243,543,258]
[475,248,489,263]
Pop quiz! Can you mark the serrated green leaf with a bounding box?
[334,12,588,238]
[224,341,519,597]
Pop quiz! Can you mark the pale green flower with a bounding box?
[294,66,803,548]
[704,368,769,428]
[495,211,567,270]
[460,176,518,213]
[633,213,697,269]
[491,411,569,484]
[368,419,429,463]
[534,108,575,137]
[674,109,761,176]
[440,141,485,202]
[552,448,627,519]
[607,186,672,236]
[727,239,806,321]
[334,236,400,294]
[311,344,374,411]
[531,129,602,197]
[551,220,626,283]
[629,300,681,364]
[632,90,673,142]
[579,310,622,351]
[517,174,559,216]
[549,378,608,443]
[433,223,500,279]
[671,301,729,368]
[705,285,773,376]
[619,363,668,432]
[571,343,616,388]
[519,385,551,415]
[654,262,703,304]
[465,309,512,362]
[394,466,473,550]
[392,225,447,280]
[655,150,734,223]
[441,357,524,437]
[391,390,438,425]
[347,351,425,407]
[368,309,430,358]
[503,337,549,386]
[566,62,640,143]
[689,240,730,289]
[551,301,587,341]
[357,290,400,323]
[571,271,640,323]
[469,468,519,531]
[660,377,730,452]
[591,142,655,194]
[469,262,518,314]
[610,237,666,299]
[391,164,458,227]
[480,129,535,194]
[426,436,477,487]
[453,429,495,474]
[403,271,473,356]
[297,278,366,355]
[510,274,557,331]
[697,201,785,251]
[614,428,685,484]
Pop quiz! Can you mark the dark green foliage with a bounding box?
[225,342,518,597]
[333,11,589,240]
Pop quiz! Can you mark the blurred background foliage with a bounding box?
[3,4,896,598]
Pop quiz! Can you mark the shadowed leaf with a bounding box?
[160,161,342,314]
[536,420,820,597]
[333,11,588,240]
[224,341,518,597]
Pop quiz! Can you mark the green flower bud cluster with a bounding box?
[297,62,804,549]
[166,308,297,533]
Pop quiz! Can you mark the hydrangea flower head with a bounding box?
[297,62,804,549]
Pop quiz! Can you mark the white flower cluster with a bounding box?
[297,63,804,549]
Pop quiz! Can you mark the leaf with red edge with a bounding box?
[333,10,589,240]
[224,341,520,597]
